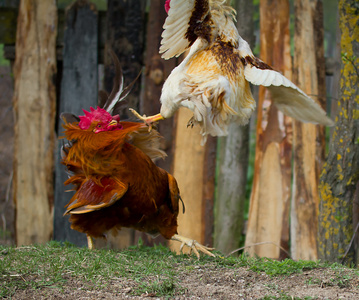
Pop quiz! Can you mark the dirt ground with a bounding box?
[10,264,359,299]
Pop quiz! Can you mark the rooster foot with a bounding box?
[129,108,164,131]
[171,234,215,259]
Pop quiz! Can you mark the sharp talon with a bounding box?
[179,242,185,253]
[171,234,215,258]
[129,108,164,129]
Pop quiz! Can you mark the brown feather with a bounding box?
[61,120,180,240]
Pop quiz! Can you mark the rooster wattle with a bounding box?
[130,0,333,142]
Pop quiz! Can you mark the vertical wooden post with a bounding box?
[135,0,177,246]
[141,0,177,173]
[103,0,146,249]
[291,0,326,261]
[169,108,216,253]
[244,0,292,259]
[214,0,255,255]
[318,0,359,265]
[12,0,57,245]
[105,0,146,118]
[53,0,98,246]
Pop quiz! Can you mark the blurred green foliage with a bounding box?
[0,44,9,66]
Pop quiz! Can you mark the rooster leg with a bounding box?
[171,234,215,259]
[129,108,164,130]
[87,235,94,250]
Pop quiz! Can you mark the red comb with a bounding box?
[79,107,113,130]
[165,0,170,13]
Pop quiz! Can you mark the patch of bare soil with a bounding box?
[11,265,359,299]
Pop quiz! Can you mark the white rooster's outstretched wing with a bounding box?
[160,0,210,60]
[238,38,334,126]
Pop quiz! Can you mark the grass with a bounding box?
[0,241,357,298]
[0,44,10,67]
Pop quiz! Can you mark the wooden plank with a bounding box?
[53,0,98,247]
[134,0,177,247]
[214,0,254,255]
[12,0,57,245]
[169,108,216,253]
[0,0,19,7]
[104,0,146,118]
[140,0,177,173]
[244,0,292,259]
[291,0,326,261]
[202,136,216,247]
[102,0,146,249]
[0,66,15,245]
[0,9,106,63]
[0,8,17,44]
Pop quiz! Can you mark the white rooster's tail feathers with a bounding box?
[101,50,141,115]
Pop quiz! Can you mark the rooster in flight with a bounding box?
[60,51,214,258]
[131,0,333,141]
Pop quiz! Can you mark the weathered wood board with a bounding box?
[245,0,292,259]
[291,0,326,261]
[169,108,216,253]
[53,0,98,247]
[101,0,146,249]
[134,0,177,247]
[12,0,57,245]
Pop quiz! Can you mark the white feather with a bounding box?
[242,57,334,126]
[160,0,196,59]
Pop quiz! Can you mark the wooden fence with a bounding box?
[0,0,342,260]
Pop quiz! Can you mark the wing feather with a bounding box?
[160,0,210,59]
[64,178,128,215]
[244,65,333,126]
[238,39,334,126]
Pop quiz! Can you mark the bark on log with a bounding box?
[291,0,326,261]
[12,0,57,245]
[318,0,359,265]
[53,0,98,247]
[244,0,292,259]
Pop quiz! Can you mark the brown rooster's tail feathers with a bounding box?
[101,49,142,115]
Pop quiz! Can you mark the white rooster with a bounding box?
[131,0,333,141]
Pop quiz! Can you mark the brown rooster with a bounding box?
[60,51,214,258]
[131,0,333,142]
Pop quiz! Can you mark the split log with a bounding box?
[12,0,57,245]
[291,0,326,261]
[244,0,292,259]
[169,108,216,253]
